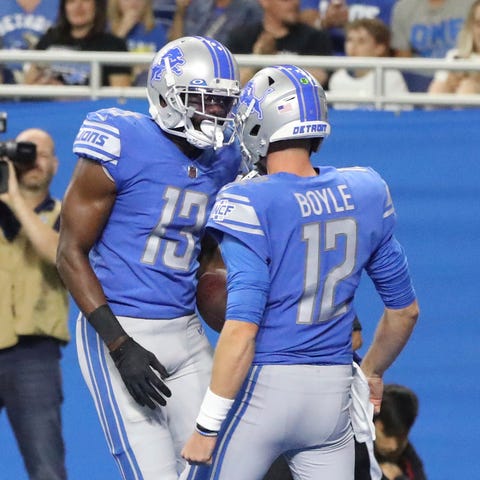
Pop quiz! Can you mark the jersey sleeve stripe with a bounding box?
[218,192,251,202]
[73,146,119,164]
[383,206,395,218]
[215,222,264,236]
[82,120,120,136]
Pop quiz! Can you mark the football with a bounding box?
[196,268,227,333]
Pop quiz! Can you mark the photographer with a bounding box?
[0,128,69,480]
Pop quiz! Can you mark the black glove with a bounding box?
[109,337,172,409]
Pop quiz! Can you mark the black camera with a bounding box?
[0,112,37,194]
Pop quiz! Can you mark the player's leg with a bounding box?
[285,364,354,479]
[212,364,354,480]
[77,314,178,480]
[5,339,66,480]
[160,315,214,475]
[208,365,293,480]
[287,433,354,480]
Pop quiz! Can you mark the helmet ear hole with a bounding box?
[250,124,261,136]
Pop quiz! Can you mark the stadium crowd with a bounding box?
[1,0,479,98]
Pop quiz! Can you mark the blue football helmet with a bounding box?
[236,65,331,165]
[147,36,240,149]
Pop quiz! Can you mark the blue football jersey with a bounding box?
[207,166,415,365]
[73,108,241,318]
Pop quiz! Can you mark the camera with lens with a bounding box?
[0,112,37,194]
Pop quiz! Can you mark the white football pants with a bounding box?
[77,312,213,480]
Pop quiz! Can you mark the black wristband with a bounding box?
[87,304,127,347]
[195,422,219,437]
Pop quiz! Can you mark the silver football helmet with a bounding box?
[236,65,331,166]
[147,36,240,149]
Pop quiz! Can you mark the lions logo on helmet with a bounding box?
[239,83,275,121]
[150,47,185,81]
[236,65,331,167]
[147,36,240,150]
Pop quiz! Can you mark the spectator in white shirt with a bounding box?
[328,18,410,110]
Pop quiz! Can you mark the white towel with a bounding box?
[350,363,383,480]
[350,362,376,443]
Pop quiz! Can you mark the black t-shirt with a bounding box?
[35,29,130,86]
[226,22,332,57]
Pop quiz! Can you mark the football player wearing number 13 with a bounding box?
[56,36,242,480]
[181,65,419,479]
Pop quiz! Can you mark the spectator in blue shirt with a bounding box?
[0,0,59,83]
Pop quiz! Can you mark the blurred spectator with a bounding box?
[108,0,167,85]
[152,0,176,31]
[226,0,333,86]
[328,18,410,110]
[391,0,475,91]
[24,0,131,87]
[169,0,263,45]
[374,384,427,480]
[0,128,70,480]
[299,0,397,55]
[0,0,59,83]
[428,0,480,95]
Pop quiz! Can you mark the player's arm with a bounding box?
[57,158,115,315]
[57,158,171,409]
[361,225,419,412]
[182,233,268,464]
[360,301,419,413]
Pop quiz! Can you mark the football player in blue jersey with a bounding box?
[56,36,242,480]
[180,64,419,479]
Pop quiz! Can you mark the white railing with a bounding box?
[1,49,480,107]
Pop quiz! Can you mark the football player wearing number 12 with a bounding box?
[56,36,242,480]
[181,64,419,479]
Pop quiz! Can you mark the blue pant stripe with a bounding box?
[210,365,263,479]
[81,316,143,479]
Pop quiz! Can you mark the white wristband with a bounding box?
[196,387,234,432]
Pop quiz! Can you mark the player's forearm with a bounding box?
[56,244,107,315]
[361,300,419,377]
[210,320,257,399]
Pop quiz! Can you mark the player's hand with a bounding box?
[109,337,172,409]
[366,374,383,414]
[181,431,217,465]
